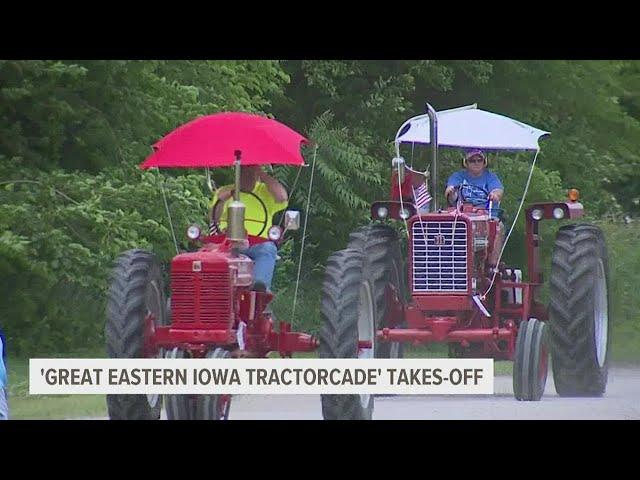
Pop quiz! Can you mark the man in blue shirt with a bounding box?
[444,149,505,267]
[445,149,504,208]
[0,328,8,420]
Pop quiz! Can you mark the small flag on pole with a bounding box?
[413,183,432,212]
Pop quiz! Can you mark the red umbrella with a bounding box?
[140,112,310,169]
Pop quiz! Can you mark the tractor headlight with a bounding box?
[553,207,565,219]
[268,225,283,241]
[531,208,544,221]
[399,207,411,220]
[236,259,252,275]
[187,224,201,240]
[377,206,389,219]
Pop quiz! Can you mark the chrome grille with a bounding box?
[412,220,468,292]
[171,270,231,326]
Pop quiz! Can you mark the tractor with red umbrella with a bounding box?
[104,112,327,420]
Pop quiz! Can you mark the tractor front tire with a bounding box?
[347,225,407,359]
[513,318,549,401]
[548,224,611,397]
[320,249,374,420]
[195,348,232,420]
[165,348,193,420]
[105,249,167,420]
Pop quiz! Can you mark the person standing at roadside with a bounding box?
[0,327,9,420]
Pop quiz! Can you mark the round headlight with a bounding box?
[377,206,389,219]
[187,224,201,240]
[531,209,544,221]
[399,207,411,220]
[236,260,252,275]
[553,207,565,219]
[268,225,282,241]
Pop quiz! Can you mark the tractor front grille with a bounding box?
[171,270,232,327]
[412,220,468,292]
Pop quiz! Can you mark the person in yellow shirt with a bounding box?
[209,166,288,292]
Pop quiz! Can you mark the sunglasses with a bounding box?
[468,157,485,164]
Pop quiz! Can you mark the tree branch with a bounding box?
[0,180,81,205]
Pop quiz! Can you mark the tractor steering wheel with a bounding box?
[209,191,270,238]
[448,184,490,207]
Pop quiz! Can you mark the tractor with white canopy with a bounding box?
[319,103,611,419]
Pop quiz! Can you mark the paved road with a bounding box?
[228,367,640,420]
[73,367,640,420]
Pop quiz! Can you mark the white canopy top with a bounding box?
[395,104,550,152]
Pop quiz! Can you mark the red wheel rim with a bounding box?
[220,394,231,420]
[143,312,158,358]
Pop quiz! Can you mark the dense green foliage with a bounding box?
[598,221,640,361]
[1,60,639,356]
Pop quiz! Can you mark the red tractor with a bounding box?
[104,113,322,420]
[318,103,611,419]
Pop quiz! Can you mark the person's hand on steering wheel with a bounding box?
[216,186,234,202]
[488,189,503,202]
[445,185,460,206]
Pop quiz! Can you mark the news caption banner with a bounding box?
[30,359,493,395]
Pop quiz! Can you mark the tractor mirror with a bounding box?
[284,210,301,231]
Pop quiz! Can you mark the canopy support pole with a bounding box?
[291,144,319,329]
[233,151,241,202]
[159,172,179,256]
[426,103,438,211]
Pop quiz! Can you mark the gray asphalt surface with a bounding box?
[73,366,640,419]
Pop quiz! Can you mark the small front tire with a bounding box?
[513,318,549,401]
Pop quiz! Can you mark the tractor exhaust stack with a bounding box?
[426,103,438,211]
[227,150,247,244]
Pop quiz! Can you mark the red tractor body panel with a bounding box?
[375,200,581,361]
[170,249,236,331]
[150,239,318,357]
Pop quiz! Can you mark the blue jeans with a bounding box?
[0,388,8,420]
[241,241,278,291]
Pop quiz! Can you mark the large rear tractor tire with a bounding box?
[105,249,167,420]
[347,225,407,359]
[548,224,611,397]
[319,249,374,420]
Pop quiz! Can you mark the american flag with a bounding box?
[413,183,432,212]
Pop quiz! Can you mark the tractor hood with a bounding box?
[171,248,253,288]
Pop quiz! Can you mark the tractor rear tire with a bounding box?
[319,249,374,420]
[548,224,611,397]
[165,347,193,420]
[347,225,407,360]
[195,348,232,421]
[513,318,549,401]
[105,249,167,420]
